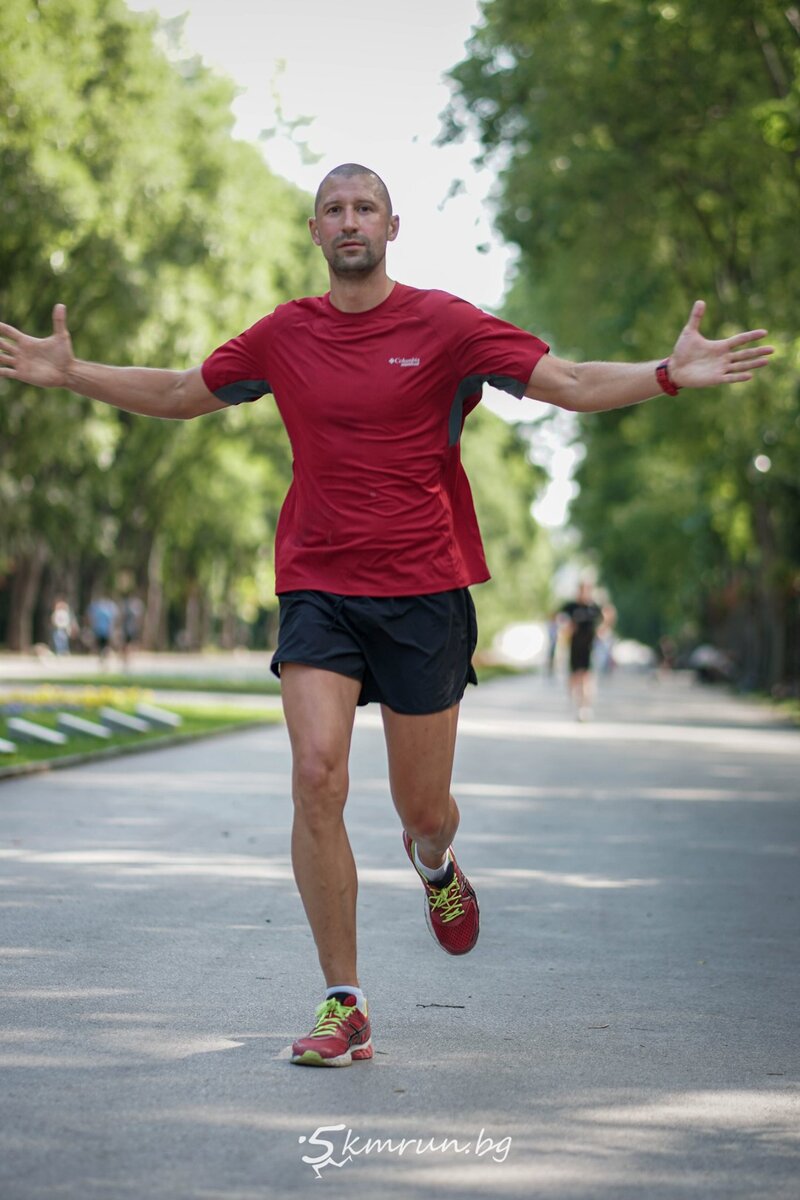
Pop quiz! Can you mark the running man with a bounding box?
[561,581,605,720]
[0,163,773,1066]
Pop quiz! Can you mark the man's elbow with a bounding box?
[549,388,585,413]
[525,361,585,411]
[172,369,219,420]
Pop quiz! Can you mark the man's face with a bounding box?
[309,175,399,277]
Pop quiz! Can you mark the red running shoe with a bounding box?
[403,831,480,955]
[290,994,373,1067]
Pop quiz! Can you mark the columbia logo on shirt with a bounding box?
[388,356,421,367]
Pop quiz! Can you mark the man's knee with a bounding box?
[399,796,453,844]
[293,752,349,821]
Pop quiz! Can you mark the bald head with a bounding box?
[314,163,393,217]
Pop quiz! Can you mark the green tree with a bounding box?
[0,0,325,649]
[444,0,800,686]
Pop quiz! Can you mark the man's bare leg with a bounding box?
[569,668,594,718]
[382,702,479,955]
[381,703,460,868]
[280,664,363,986]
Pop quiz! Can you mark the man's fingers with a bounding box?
[0,320,21,339]
[727,329,770,350]
[52,303,67,337]
[730,345,774,363]
[728,357,772,372]
[686,298,706,332]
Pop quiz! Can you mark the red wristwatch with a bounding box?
[656,359,680,396]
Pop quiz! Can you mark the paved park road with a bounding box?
[1,671,798,1199]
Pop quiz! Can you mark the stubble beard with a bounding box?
[328,242,385,279]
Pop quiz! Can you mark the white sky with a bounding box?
[127,0,513,306]
[127,0,575,525]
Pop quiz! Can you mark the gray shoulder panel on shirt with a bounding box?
[215,379,272,405]
[448,374,526,446]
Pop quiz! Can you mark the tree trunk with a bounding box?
[184,582,202,651]
[200,590,212,649]
[6,542,49,652]
[142,539,166,651]
[754,495,784,690]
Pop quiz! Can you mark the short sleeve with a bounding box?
[435,293,549,396]
[201,313,275,406]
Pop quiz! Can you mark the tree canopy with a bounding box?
[0,0,326,649]
[1,0,550,654]
[444,0,800,687]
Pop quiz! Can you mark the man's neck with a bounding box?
[328,271,396,313]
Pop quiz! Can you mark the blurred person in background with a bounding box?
[120,594,145,668]
[87,593,119,664]
[594,601,618,676]
[561,581,606,720]
[49,596,76,656]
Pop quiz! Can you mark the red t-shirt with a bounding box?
[201,283,549,596]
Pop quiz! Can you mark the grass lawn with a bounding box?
[0,699,283,775]
[22,673,283,695]
[18,662,522,694]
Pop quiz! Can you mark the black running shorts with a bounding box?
[271,588,479,714]
[569,635,594,673]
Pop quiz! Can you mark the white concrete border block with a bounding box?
[7,718,68,746]
[99,708,152,734]
[134,703,183,729]
[57,713,113,740]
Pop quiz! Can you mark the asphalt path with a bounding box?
[0,670,798,1199]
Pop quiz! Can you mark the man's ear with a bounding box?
[387,215,400,243]
[308,217,321,245]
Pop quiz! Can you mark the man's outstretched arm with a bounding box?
[525,300,773,413]
[0,303,224,420]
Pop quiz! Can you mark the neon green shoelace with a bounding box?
[309,998,353,1038]
[428,877,465,923]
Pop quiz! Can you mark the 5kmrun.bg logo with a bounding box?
[298,1123,512,1179]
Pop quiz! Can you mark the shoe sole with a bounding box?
[290,1041,373,1067]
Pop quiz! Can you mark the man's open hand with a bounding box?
[668,300,773,389]
[0,303,74,389]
